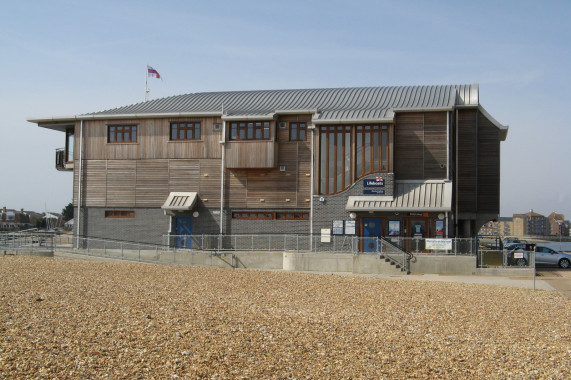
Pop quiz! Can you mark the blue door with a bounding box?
[175,215,193,248]
[363,217,382,252]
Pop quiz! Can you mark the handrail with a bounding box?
[379,237,414,273]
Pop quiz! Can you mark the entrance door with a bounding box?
[362,217,382,252]
[406,218,429,251]
[174,215,193,248]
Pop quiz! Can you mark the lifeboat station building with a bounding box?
[29,85,508,248]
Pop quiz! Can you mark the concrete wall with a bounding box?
[410,255,477,275]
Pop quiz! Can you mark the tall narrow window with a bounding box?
[355,124,389,178]
[319,126,352,194]
[108,125,137,143]
[65,128,74,162]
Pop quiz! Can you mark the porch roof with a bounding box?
[161,192,198,211]
[346,181,452,212]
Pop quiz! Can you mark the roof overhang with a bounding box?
[161,192,198,211]
[312,117,394,124]
[346,181,452,212]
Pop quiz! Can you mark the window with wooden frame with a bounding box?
[229,121,271,140]
[232,212,274,220]
[170,122,201,141]
[276,212,309,220]
[355,124,389,178]
[319,125,352,194]
[289,122,307,141]
[231,212,309,220]
[105,210,135,218]
[108,125,137,143]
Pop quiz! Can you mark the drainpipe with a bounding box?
[219,117,226,236]
[309,123,315,251]
[76,120,84,248]
[446,111,450,181]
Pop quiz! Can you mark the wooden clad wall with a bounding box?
[423,113,447,178]
[394,112,447,180]
[75,114,312,210]
[77,159,220,208]
[80,117,221,160]
[457,109,478,213]
[477,111,500,214]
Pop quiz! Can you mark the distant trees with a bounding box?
[61,202,74,221]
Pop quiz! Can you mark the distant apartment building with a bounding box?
[479,221,496,235]
[513,211,549,236]
[497,217,513,236]
[548,212,570,236]
[0,207,32,230]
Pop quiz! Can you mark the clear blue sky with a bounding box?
[1,0,569,218]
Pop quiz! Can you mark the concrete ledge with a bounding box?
[410,255,476,275]
[353,254,404,275]
[475,267,535,276]
[3,250,54,257]
[283,252,354,273]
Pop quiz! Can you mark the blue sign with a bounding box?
[363,189,385,195]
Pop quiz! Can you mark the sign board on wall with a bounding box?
[425,238,452,250]
[332,221,344,235]
[345,220,356,235]
[321,228,331,243]
[364,177,385,187]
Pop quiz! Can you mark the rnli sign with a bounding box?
[364,177,385,187]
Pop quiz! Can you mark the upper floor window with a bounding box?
[319,124,392,194]
[230,121,270,140]
[320,125,352,194]
[108,125,137,143]
[290,122,307,141]
[171,122,201,141]
[355,124,389,178]
[65,128,74,162]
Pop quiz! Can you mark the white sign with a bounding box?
[513,251,524,259]
[321,228,331,243]
[345,220,356,235]
[425,238,452,250]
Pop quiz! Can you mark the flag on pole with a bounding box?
[147,65,161,79]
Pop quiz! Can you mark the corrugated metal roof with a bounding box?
[346,181,452,212]
[87,85,478,120]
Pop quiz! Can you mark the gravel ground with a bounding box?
[1,256,569,379]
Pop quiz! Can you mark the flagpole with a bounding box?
[144,64,149,102]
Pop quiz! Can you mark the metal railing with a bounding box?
[0,232,56,251]
[478,249,536,268]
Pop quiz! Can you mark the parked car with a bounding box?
[508,245,571,268]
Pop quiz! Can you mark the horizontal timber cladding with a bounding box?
[198,160,222,208]
[81,117,222,160]
[423,112,447,179]
[394,112,447,180]
[106,160,136,206]
[457,109,478,213]
[225,141,277,168]
[75,158,222,208]
[477,110,500,213]
[136,160,169,206]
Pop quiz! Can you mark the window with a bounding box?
[231,212,309,220]
[319,125,352,194]
[290,122,307,141]
[229,121,271,140]
[319,124,391,194]
[108,125,137,143]
[355,124,389,178]
[232,212,273,220]
[170,122,201,140]
[276,212,309,220]
[105,210,135,218]
[65,128,74,162]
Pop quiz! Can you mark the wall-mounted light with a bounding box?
[319,197,325,203]
[349,212,357,220]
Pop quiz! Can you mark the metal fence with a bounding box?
[0,232,56,251]
[478,249,536,268]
